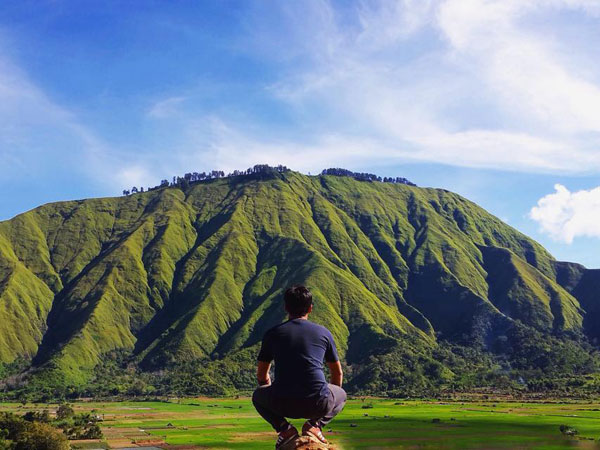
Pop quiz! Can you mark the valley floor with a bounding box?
[2,397,600,449]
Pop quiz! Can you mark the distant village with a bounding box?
[122,164,416,196]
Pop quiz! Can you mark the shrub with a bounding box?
[23,410,50,423]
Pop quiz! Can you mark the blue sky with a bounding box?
[0,1,599,267]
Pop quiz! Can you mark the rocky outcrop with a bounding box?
[280,435,338,450]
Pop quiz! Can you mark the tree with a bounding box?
[14,422,69,450]
[0,412,27,440]
[321,168,416,186]
[0,435,11,450]
[82,424,102,439]
[55,404,73,421]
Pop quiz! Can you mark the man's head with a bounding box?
[284,285,313,318]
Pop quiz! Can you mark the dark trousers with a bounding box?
[252,383,347,432]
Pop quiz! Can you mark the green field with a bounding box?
[3,398,600,449]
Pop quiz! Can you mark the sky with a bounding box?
[0,0,599,268]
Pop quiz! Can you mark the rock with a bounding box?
[279,435,338,450]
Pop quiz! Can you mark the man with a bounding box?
[252,285,346,449]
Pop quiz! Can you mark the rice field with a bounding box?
[3,397,600,449]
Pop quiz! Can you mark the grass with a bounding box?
[3,398,600,449]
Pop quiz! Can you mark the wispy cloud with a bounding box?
[114,165,156,190]
[437,0,600,134]
[199,0,600,175]
[204,119,397,173]
[3,0,600,200]
[530,184,600,243]
[147,96,186,119]
[0,47,158,193]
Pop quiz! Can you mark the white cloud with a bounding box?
[530,184,600,243]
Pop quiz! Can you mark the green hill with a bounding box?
[0,170,599,398]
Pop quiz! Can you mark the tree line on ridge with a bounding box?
[122,164,416,196]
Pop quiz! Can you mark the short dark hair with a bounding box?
[284,285,313,317]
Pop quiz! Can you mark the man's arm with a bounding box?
[257,360,271,386]
[327,360,343,387]
[256,329,273,386]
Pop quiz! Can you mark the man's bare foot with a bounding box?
[276,424,299,449]
[302,420,327,444]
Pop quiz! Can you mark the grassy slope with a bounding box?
[0,233,54,362]
[553,261,600,340]
[0,172,593,385]
[482,247,582,332]
[312,176,575,340]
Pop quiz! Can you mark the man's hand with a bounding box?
[257,361,272,386]
[327,360,343,387]
[258,374,271,386]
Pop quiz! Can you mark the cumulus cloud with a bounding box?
[530,184,600,243]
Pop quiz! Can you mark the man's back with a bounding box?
[253,285,346,448]
[258,318,339,399]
